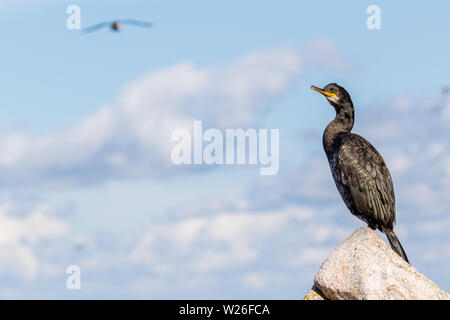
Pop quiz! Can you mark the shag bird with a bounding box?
[311,83,409,263]
[82,19,153,33]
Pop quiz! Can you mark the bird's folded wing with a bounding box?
[335,133,396,227]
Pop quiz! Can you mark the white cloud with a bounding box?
[16,87,446,298]
[0,203,69,280]
[5,39,450,297]
[243,272,267,289]
[0,40,351,188]
[0,39,353,297]
[0,245,39,280]
[386,153,410,174]
[127,202,353,297]
[288,247,334,266]
[242,271,291,290]
[4,83,450,295]
[132,206,322,271]
[302,37,354,71]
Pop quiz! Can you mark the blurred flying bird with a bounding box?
[82,19,153,33]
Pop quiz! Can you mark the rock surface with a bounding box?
[311,227,450,300]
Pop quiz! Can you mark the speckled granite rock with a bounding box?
[311,227,450,300]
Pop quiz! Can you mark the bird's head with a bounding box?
[311,83,352,108]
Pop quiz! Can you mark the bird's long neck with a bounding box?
[323,101,354,157]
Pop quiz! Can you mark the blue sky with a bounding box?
[0,0,449,298]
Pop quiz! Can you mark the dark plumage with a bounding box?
[311,83,409,263]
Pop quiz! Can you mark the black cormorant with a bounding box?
[311,83,409,263]
[82,19,153,33]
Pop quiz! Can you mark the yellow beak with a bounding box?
[311,85,336,97]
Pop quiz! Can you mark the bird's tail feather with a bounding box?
[383,229,409,264]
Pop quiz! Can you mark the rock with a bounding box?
[312,227,450,300]
[302,288,325,300]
